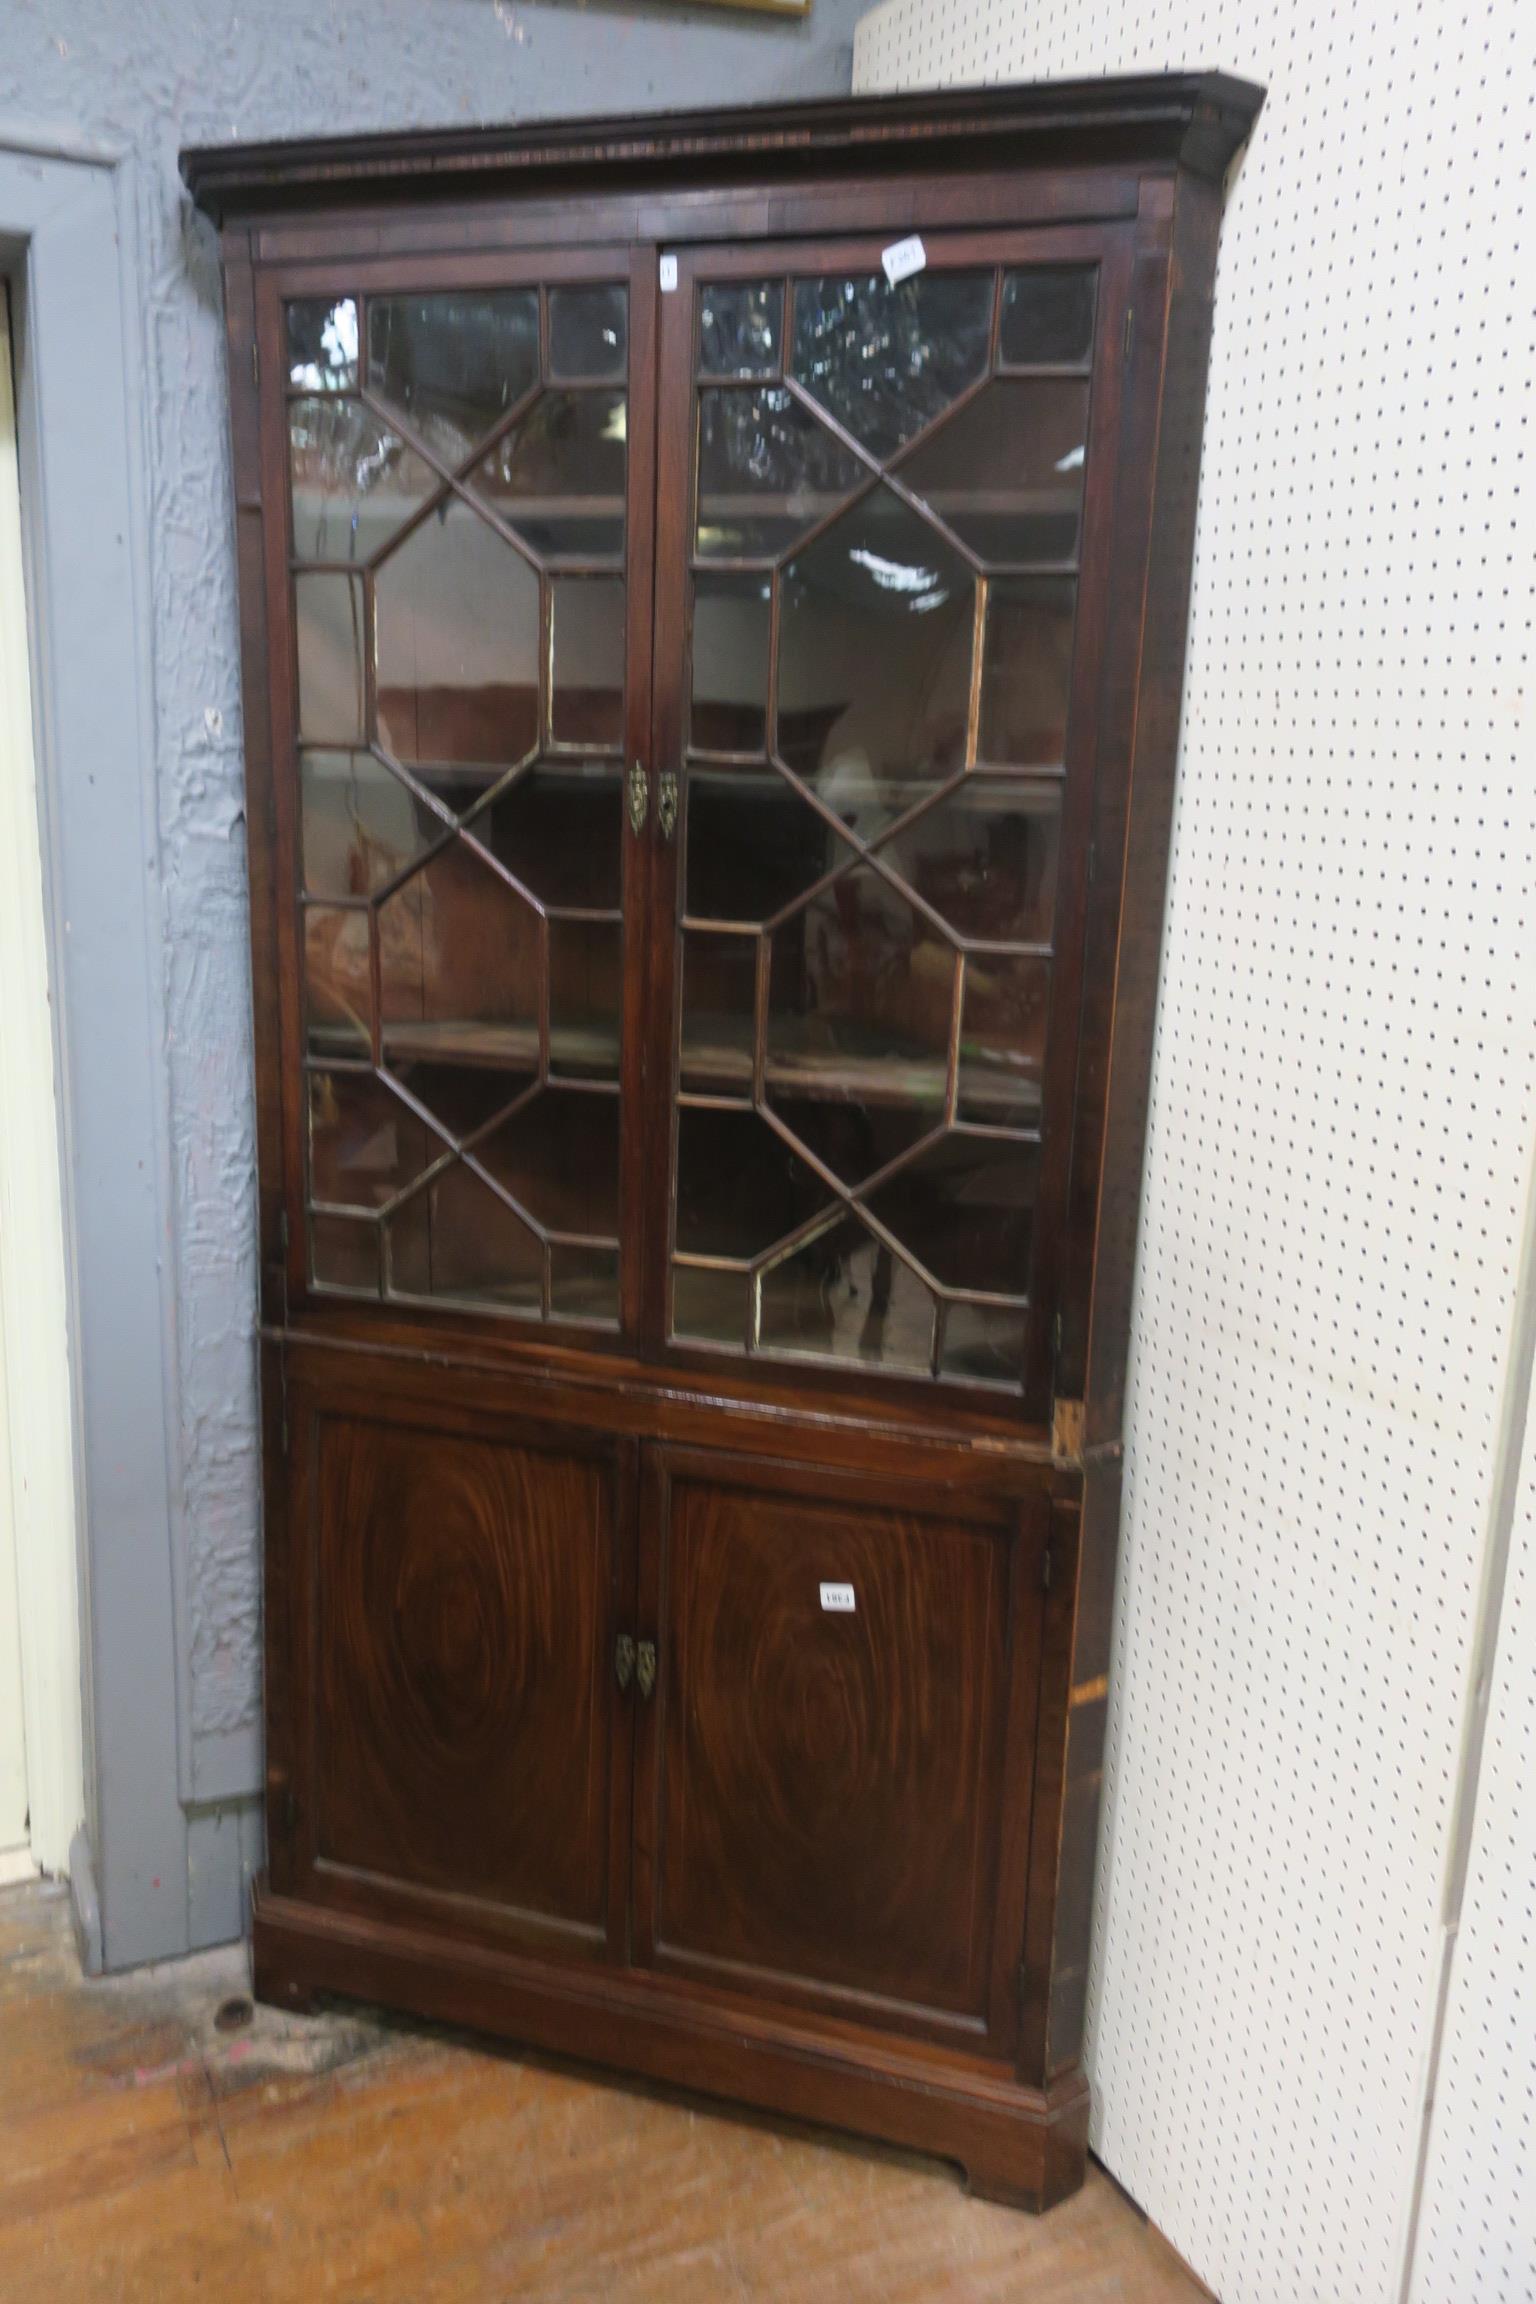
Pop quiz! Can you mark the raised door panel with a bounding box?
[635,1446,1045,2051]
[285,1374,634,1960]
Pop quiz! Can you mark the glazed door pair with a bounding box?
[281,229,1121,1411]
[285,1370,1047,2057]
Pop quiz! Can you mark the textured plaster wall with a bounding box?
[0,0,862,1797]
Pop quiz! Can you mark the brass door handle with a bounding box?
[657,770,679,843]
[627,758,649,837]
[614,1632,636,1691]
[636,1639,657,1700]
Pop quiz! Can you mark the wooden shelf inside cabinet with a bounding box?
[188,67,1262,2218]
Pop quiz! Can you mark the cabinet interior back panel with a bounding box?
[856,6,1536,2303]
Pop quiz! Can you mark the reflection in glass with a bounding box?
[758,1212,935,1374]
[940,1300,1028,1385]
[367,291,539,462]
[289,398,433,564]
[374,500,539,769]
[695,387,865,559]
[287,298,358,392]
[387,1161,542,1308]
[311,1210,378,1294]
[867,1135,1036,1296]
[680,929,758,1092]
[690,573,771,754]
[385,1060,532,1146]
[475,1088,620,1238]
[474,391,626,560]
[876,783,1062,945]
[979,580,1077,768]
[548,285,627,380]
[295,571,364,744]
[675,1107,828,1261]
[550,576,625,748]
[999,269,1097,367]
[551,1243,620,1323]
[300,749,442,900]
[377,840,541,1103]
[699,281,781,378]
[778,489,973,829]
[765,864,953,1109]
[958,954,1051,1129]
[304,906,372,1057]
[790,272,992,461]
[477,764,623,909]
[896,380,1089,563]
[309,1070,432,1209]
[684,769,857,924]
[549,919,622,1083]
[672,1263,749,1347]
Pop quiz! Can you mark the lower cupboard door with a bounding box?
[285,1380,635,1963]
[633,1445,1046,2054]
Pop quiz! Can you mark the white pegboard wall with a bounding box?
[856,7,1536,2304]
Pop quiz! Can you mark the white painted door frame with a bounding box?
[0,276,84,1881]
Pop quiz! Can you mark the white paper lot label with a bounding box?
[880,234,926,287]
[659,254,678,292]
[819,1582,856,1613]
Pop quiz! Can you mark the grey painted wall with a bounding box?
[0,0,862,1959]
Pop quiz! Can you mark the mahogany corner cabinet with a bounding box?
[183,71,1262,2211]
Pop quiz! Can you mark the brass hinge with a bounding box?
[636,1639,658,1701]
[251,337,259,391]
[614,1632,636,1692]
[1124,306,1134,360]
[1051,1397,1086,1467]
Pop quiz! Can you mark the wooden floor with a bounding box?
[0,1877,1206,2301]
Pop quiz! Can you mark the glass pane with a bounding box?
[295,571,364,744]
[695,388,865,559]
[684,769,857,925]
[875,783,1062,945]
[999,269,1097,368]
[700,282,781,379]
[690,573,771,754]
[769,1095,936,1194]
[476,763,622,909]
[366,291,539,462]
[551,1243,620,1324]
[550,919,622,1083]
[385,1060,532,1146]
[288,397,434,564]
[764,864,953,1115]
[675,1107,830,1261]
[680,930,758,1094]
[374,499,539,772]
[550,576,625,748]
[866,1136,1037,1296]
[959,954,1051,1129]
[300,749,442,900]
[778,488,973,829]
[673,1263,749,1348]
[475,1088,620,1239]
[309,1070,433,1210]
[311,1211,378,1295]
[287,297,357,392]
[548,285,627,381]
[940,1301,1028,1386]
[790,272,992,462]
[386,1161,542,1310]
[304,906,371,1058]
[896,380,1090,563]
[474,391,626,560]
[758,1212,935,1375]
[378,839,542,1120]
[979,579,1077,769]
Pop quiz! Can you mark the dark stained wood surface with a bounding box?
[195,76,1263,2217]
[637,1448,1040,2047]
